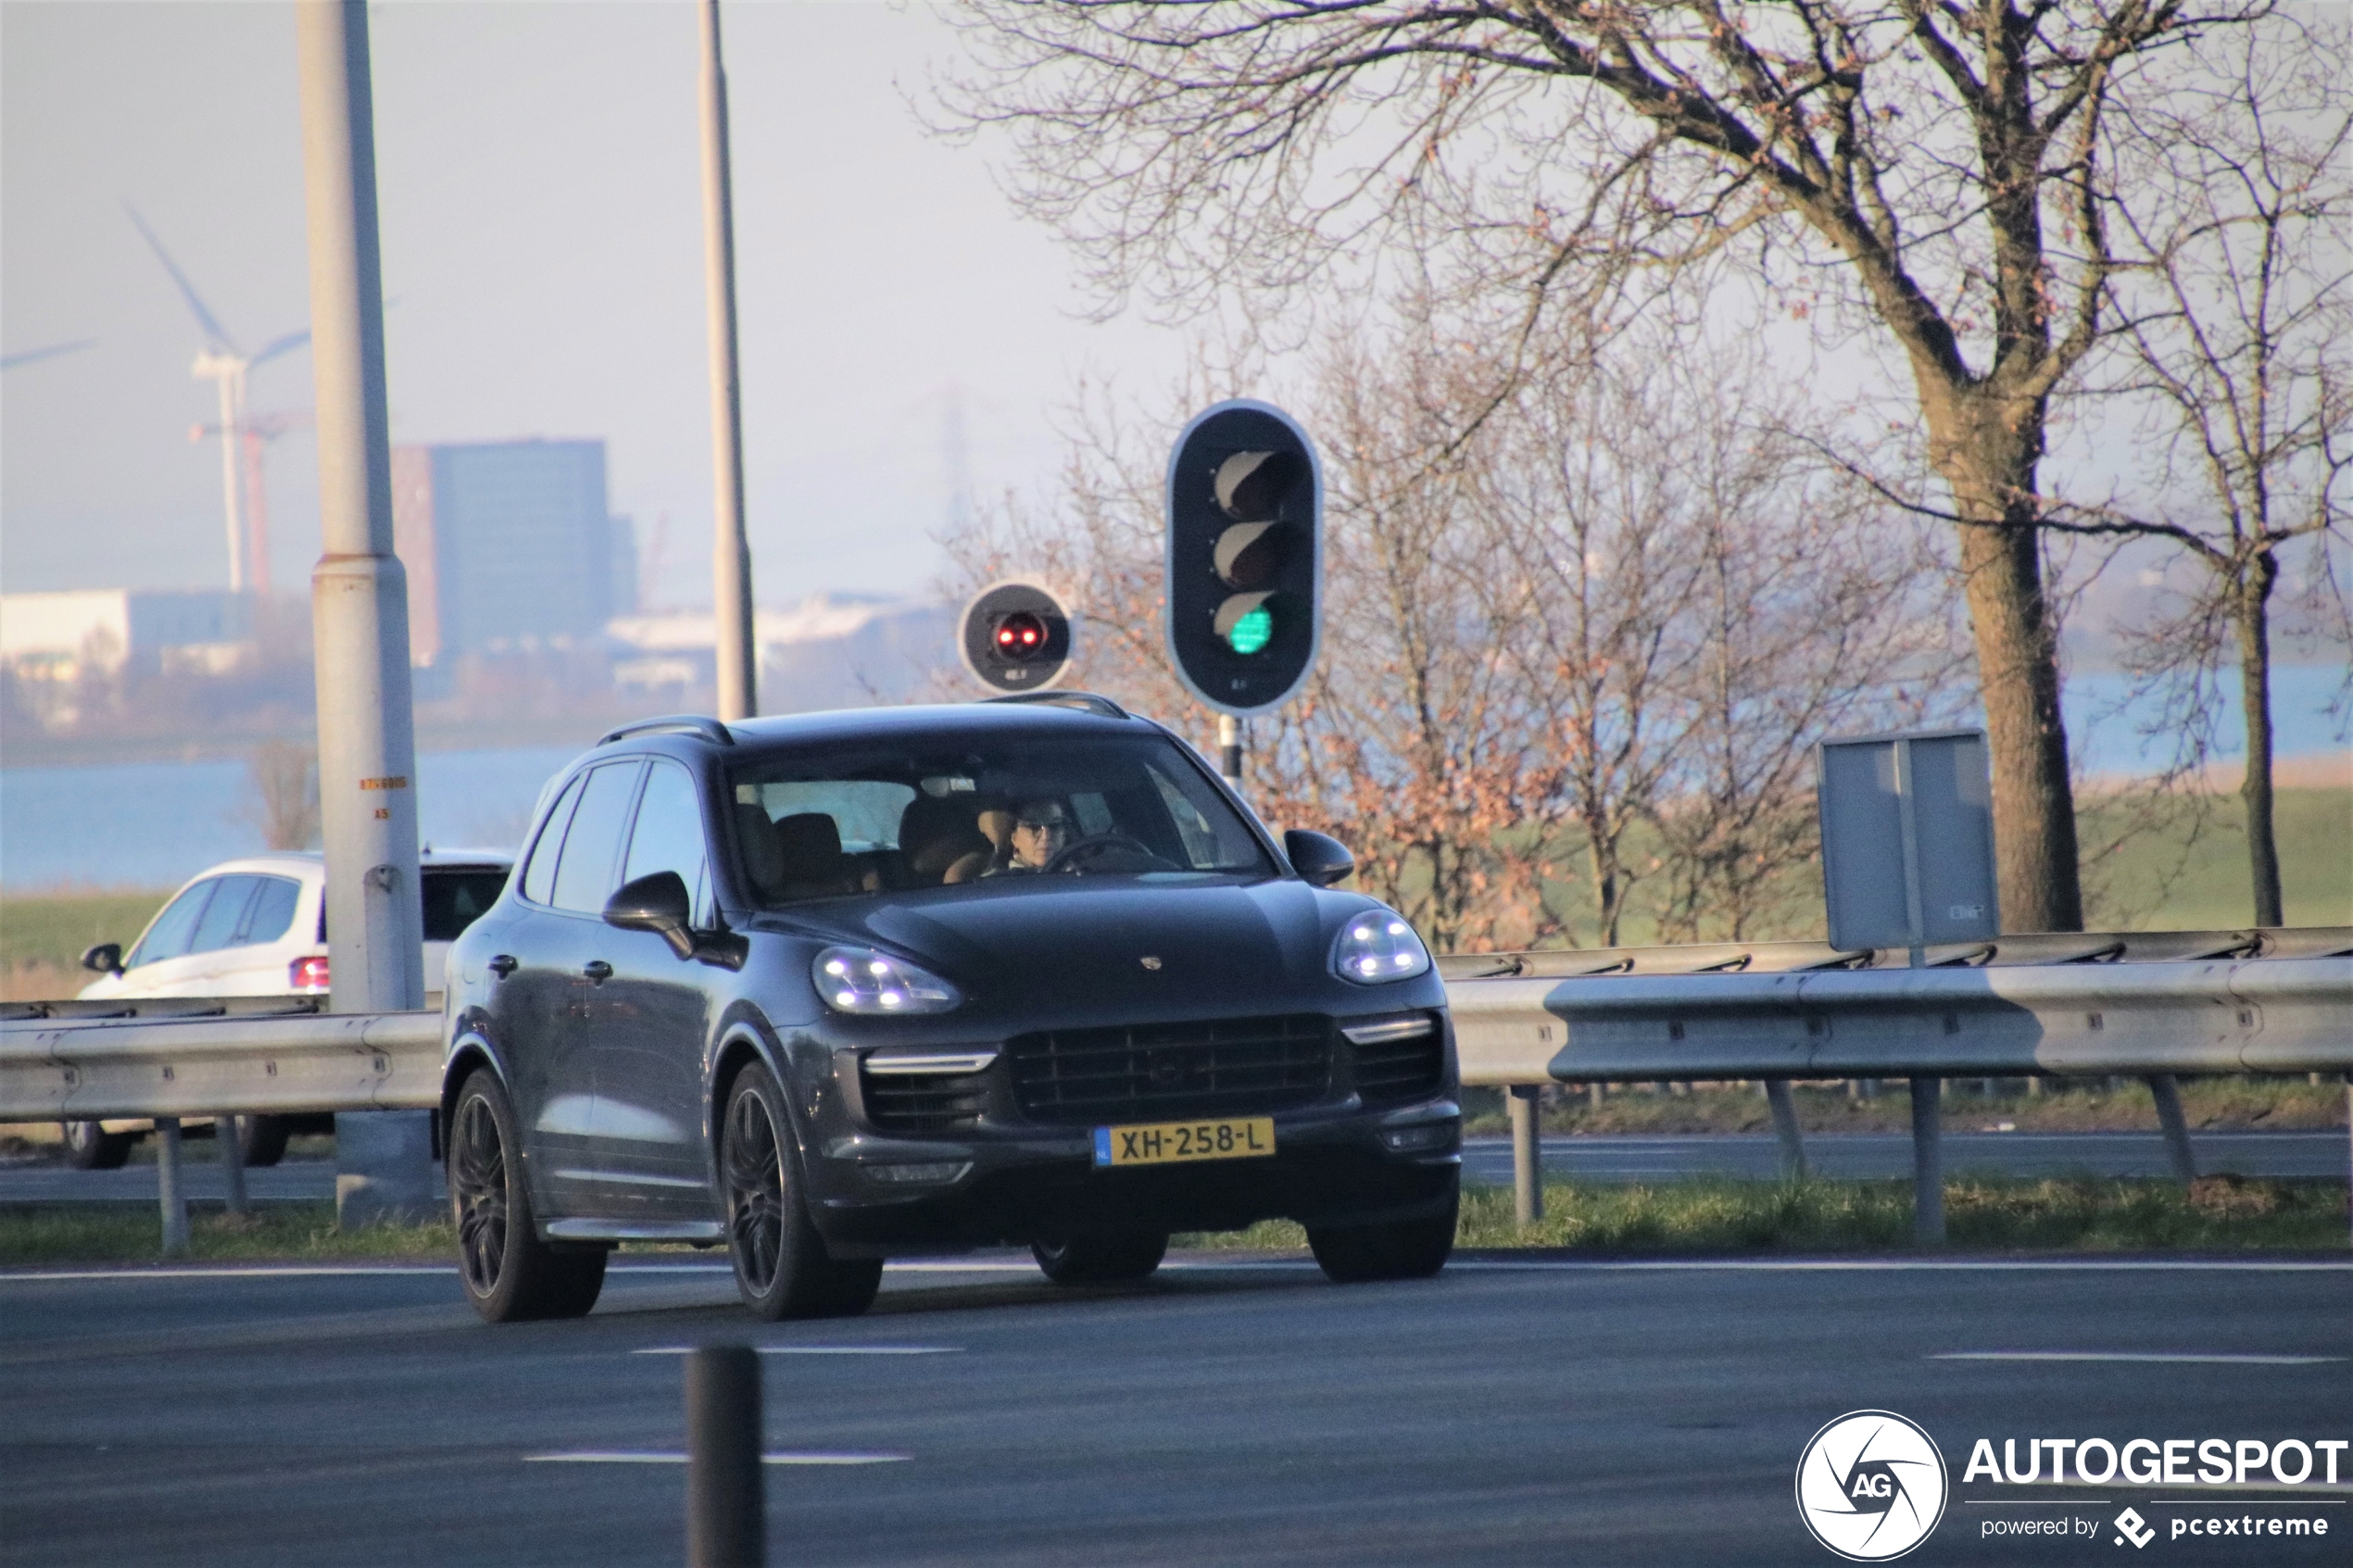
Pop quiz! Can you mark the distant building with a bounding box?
[0,588,252,679]
[390,438,636,665]
[0,588,255,726]
[605,595,952,709]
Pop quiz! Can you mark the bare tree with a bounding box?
[941,0,2323,933]
[943,310,1961,949]
[2044,21,2348,925]
[242,741,321,852]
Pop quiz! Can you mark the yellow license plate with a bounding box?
[1093,1117,1276,1168]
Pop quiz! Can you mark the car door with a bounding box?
[529,759,648,1215]
[588,758,719,1221]
[104,878,228,998]
[486,770,611,1217]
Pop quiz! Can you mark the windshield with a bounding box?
[724,732,1272,905]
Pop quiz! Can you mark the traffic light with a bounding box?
[1165,400,1322,713]
[958,579,1073,693]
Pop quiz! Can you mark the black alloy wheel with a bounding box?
[1030,1230,1170,1285]
[448,1072,607,1323]
[722,1063,881,1321]
[1305,1187,1459,1284]
[61,1120,135,1170]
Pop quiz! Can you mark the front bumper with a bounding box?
[791,1005,1462,1254]
[808,1101,1461,1253]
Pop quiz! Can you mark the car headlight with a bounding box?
[1332,913,1431,984]
[813,946,961,1015]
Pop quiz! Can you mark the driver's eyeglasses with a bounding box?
[1017,819,1069,835]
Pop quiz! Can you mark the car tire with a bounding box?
[61,1121,134,1171]
[238,1114,293,1168]
[1030,1230,1169,1285]
[723,1063,882,1321]
[1306,1191,1459,1284]
[447,1071,608,1323]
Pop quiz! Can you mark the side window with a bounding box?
[520,773,586,906]
[549,763,644,915]
[188,875,264,955]
[623,761,712,926]
[239,876,302,947]
[126,880,220,969]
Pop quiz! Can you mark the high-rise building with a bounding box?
[390,438,634,663]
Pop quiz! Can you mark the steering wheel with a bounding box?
[1042,833,1173,875]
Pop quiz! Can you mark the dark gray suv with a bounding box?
[439,695,1460,1322]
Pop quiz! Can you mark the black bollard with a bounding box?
[686,1345,764,1567]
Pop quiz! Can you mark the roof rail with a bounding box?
[597,715,736,747]
[979,691,1132,720]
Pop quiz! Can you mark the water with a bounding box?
[0,668,2344,889]
[0,746,578,890]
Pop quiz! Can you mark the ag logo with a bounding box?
[1795,1410,1949,1561]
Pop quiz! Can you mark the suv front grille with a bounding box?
[1352,1022,1445,1106]
[1006,1014,1332,1125]
[860,1066,989,1135]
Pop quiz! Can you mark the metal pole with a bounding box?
[296,0,433,1229]
[217,1113,250,1218]
[686,1345,765,1568]
[1217,712,1242,789]
[156,1117,191,1257]
[1508,1085,1543,1225]
[2145,1074,2198,1185]
[1764,1080,1807,1180]
[699,0,756,721]
[1909,1075,1944,1246]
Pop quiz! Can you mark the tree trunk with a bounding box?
[2236,565,2284,927]
[1924,395,2085,934]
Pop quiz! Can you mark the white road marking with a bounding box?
[632,1345,960,1356]
[1933,1351,2344,1364]
[523,1450,909,1465]
[5,1257,2347,1285]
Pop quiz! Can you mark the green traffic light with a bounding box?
[1224,604,1273,655]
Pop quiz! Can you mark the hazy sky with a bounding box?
[1,0,1195,608]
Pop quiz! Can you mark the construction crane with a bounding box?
[126,205,310,594]
[189,409,313,597]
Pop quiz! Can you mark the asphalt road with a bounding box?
[2,1255,2347,1566]
[5,1129,2345,1205]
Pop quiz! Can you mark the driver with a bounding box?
[988,799,1072,875]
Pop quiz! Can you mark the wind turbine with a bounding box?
[0,338,98,371]
[126,204,310,594]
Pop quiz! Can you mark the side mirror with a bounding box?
[81,942,124,976]
[1284,829,1355,889]
[604,872,694,960]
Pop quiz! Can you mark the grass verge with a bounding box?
[1178,1174,2350,1256]
[1460,1075,2349,1138]
[6,1175,2344,1267]
[0,1202,453,1267]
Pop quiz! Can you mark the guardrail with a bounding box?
[4,927,2347,1253]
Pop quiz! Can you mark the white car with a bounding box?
[63,848,512,1169]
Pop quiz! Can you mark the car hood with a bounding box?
[789,875,1338,1014]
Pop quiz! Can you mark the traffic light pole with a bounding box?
[698,0,756,721]
[1218,714,1243,791]
[296,0,433,1227]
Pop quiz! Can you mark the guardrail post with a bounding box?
[156,1117,191,1258]
[1764,1081,1807,1180]
[1508,1085,1544,1225]
[217,1113,250,1218]
[1908,1077,1944,1247]
[686,1344,764,1568]
[2143,1074,2198,1185]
